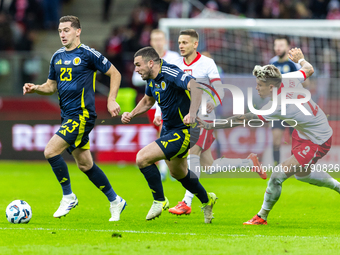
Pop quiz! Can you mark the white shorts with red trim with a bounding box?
[291,129,332,166]
[196,121,215,152]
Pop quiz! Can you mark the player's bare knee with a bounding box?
[44,148,56,159]
[136,151,149,169]
[77,161,92,172]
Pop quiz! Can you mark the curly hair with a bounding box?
[253,65,282,87]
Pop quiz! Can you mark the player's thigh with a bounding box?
[166,157,188,180]
[44,134,70,159]
[190,144,202,156]
[72,148,93,172]
[200,148,214,168]
[136,141,166,168]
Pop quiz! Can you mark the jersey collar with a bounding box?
[183,52,201,66]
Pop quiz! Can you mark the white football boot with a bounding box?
[109,196,127,221]
[146,197,169,220]
[53,194,78,218]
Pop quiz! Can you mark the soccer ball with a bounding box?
[6,200,32,224]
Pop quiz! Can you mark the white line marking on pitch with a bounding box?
[0,227,338,239]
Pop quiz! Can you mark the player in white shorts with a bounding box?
[164,29,266,216]
[198,48,340,224]
[132,29,180,181]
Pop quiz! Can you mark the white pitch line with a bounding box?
[0,227,338,239]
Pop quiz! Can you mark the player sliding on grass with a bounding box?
[122,46,217,223]
[198,48,340,225]
[23,15,126,221]
[164,29,266,216]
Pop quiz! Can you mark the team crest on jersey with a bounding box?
[64,60,71,65]
[183,69,192,75]
[155,83,160,89]
[161,81,166,90]
[73,57,81,66]
[283,65,290,73]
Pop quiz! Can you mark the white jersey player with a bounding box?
[168,29,266,216]
[198,48,340,225]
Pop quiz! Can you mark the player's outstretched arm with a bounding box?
[106,65,122,117]
[23,79,57,96]
[288,48,314,79]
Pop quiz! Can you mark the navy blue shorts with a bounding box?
[56,115,96,154]
[156,127,199,161]
[272,120,294,134]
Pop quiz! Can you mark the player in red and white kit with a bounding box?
[165,29,266,216]
[132,29,180,181]
[198,48,340,224]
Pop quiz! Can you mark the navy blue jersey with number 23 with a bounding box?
[48,44,112,118]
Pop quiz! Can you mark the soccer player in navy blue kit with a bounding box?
[269,35,300,166]
[122,46,217,223]
[23,16,126,221]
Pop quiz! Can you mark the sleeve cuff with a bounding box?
[299,70,306,81]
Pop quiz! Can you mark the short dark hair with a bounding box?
[59,15,81,29]
[179,29,199,41]
[134,46,160,63]
[275,35,290,45]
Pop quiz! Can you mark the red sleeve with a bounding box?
[210,78,221,83]
[257,115,267,122]
[299,70,306,81]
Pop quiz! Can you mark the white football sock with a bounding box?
[183,155,201,207]
[63,193,76,200]
[295,172,340,194]
[110,195,121,205]
[258,165,288,220]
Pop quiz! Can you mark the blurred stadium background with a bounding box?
[1,0,340,165]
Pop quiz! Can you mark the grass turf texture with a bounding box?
[0,161,339,255]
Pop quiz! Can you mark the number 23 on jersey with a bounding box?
[60,68,72,81]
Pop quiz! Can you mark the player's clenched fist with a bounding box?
[108,100,121,117]
[23,83,37,95]
[121,112,133,124]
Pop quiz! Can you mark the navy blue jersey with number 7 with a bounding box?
[48,44,112,118]
[145,60,195,130]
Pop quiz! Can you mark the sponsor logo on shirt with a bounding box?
[155,83,160,89]
[64,60,71,65]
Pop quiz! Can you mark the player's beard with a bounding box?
[141,68,152,80]
[278,51,286,59]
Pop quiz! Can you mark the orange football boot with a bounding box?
[243,215,268,225]
[247,153,267,179]
[169,201,191,215]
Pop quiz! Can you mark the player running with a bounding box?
[198,48,340,225]
[132,29,180,181]
[270,35,300,166]
[23,15,126,221]
[122,46,217,223]
[167,29,266,216]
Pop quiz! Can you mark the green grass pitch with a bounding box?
[0,161,340,254]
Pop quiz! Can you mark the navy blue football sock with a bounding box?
[140,164,165,201]
[84,163,117,202]
[178,170,208,204]
[273,149,280,166]
[48,155,72,195]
